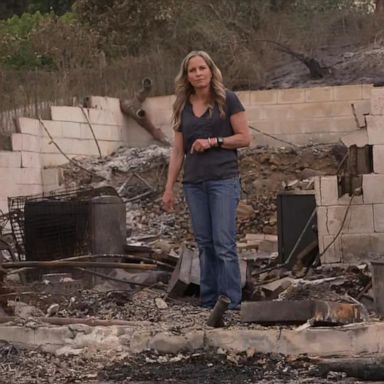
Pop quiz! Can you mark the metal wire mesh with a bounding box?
[7,186,118,261]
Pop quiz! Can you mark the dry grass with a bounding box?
[1,8,383,135]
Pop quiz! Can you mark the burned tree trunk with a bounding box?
[120,78,170,146]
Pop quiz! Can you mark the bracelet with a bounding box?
[207,137,212,147]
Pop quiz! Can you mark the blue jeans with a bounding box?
[183,177,241,309]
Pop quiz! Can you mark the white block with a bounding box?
[0,151,21,168]
[61,122,81,139]
[86,96,121,112]
[316,206,328,237]
[371,87,384,115]
[51,106,87,123]
[11,133,41,152]
[99,140,121,156]
[40,120,63,138]
[143,95,173,111]
[14,168,42,185]
[42,168,62,189]
[16,117,41,135]
[326,205,374,234]
[341,233,384,263]
[319,175,364,206]
[320,235,342,263]
[88,108,125,126]
[320,176,339,205]
[17,184,43,196]
[363,174,384,203]
[41,153,69,167]
[367,115,384,144]
[21,151,41,168]
[80,123,116,141]
[341,129,368,148]
[373,145,384,173]
[351,100,370,128]
[373,204,384,232]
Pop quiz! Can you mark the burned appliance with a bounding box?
[8,187,126,279]
[277,191,318,267]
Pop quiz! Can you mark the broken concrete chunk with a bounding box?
[155,298,168,309]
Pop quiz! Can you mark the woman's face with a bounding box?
[187,55,212,90]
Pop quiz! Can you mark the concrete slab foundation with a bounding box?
[0,321,383,358]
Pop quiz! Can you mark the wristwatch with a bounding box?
[216,137,224,147]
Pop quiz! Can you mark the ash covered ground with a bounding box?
[0,143,377,383]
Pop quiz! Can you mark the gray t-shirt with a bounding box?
[178,90,245,184]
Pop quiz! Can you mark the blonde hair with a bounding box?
[172,51,226,131]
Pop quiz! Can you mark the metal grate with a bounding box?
[8,186,118,261]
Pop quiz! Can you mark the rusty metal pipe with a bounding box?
[207,295,231,328]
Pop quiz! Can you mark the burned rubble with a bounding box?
[0,142,381,383]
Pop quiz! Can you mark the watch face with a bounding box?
[218,137,224,146]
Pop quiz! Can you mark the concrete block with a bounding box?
[277,88,305,104]
[291,101,353,119]
[362,84,373,99]
[234,91,250,107]
[371,87,384,115]
[17,184,43,196]
[333,84,362,100]
[61,122,81,139]
[41,153,69,167]
[14,167,42,185]
[341,129,368,147]
[249,90,277,104]
[363,174,384,203]
[320,176,339,205]
[147,109,172,127]
[373,204,384,232]
[80,123,121,141]
[51,106,87,123]
[42,168,62,189]
[341,233,384,263]
[367,115,384,144]
[86,96,121,112]
[351,100,370,127]
[258,105,294,120]
[143,95,174,111]
[0,151,21,168]
[321,235,342,263]
[40,120,63,138]
[98,140,120,156]
[373,145,384,174]
[88,108,123,126]
[11,133,41,152]
[21,151,41,168]
[326,205,374,234]
[316,206,328,236]
[305,86,333,102]
[15,117,41,135]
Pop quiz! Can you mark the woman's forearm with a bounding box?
[165,150,184,191]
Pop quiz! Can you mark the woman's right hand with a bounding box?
[162,189,175,212]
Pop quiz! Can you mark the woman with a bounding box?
[162,51,251,309]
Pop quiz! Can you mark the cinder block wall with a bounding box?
[0,84,373,214]
[316,86,384,264]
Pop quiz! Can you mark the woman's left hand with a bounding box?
[190,138,210,153]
